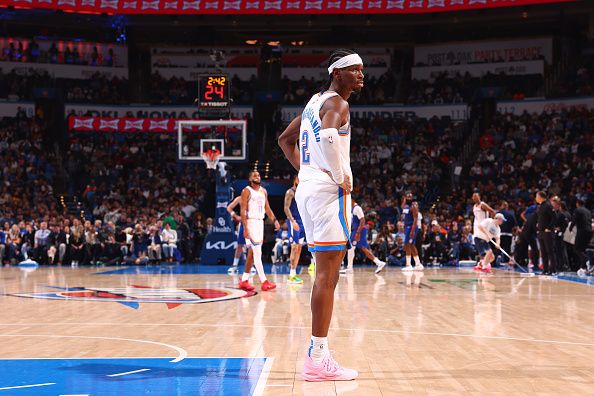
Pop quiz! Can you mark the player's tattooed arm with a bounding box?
[284,189,294,220]
[278,116,302,171]
[284,189,299,231]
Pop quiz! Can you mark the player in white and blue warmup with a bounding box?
[278,49,363,382]
[341,200,386,274]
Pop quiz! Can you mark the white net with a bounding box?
[201,150,221,170]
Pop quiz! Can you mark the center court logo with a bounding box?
[9,285,255,310]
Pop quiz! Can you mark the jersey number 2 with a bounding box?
[301,131,311,165]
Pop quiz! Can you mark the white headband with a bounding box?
[327,53,363,75]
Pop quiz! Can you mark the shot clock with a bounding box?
[198,74,231,118]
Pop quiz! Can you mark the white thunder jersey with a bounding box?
[246,186,266,220]
[298,91,352,185]
[473,202,488,240]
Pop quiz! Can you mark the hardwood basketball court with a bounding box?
[0,264,593,395]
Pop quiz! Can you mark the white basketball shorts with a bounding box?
[295,178,351,253]
[245,218,264,248]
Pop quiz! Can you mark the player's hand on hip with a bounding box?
[340,175,352,194]
[244,231,251,241]
[291,220,300,231]
[274,220,280,231]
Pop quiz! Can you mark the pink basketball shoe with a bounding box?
[302,353,358,382]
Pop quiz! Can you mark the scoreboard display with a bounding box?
[198,74,231,118]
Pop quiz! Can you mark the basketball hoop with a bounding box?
[202,149,221,169]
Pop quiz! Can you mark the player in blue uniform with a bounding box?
[284,176,305,284]
[401,191,423,271]
[341,200,386,274]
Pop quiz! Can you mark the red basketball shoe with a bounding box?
[238,280,255,291]
[261,280,276,291]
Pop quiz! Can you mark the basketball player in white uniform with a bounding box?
[238,171,280,291]
[226,196,258,275]
[472,192,496,271]
[278,49,363,382]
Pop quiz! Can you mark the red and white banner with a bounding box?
[68,116,245,132]
[64,103,253,119]
[3,0,574,15]
[69,116,175,132]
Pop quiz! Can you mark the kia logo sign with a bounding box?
[205,241,237,250]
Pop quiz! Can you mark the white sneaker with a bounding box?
[413,264,424,271]
[402,265,413,271]
[227,266,238,275]
[375,260,386,274]
[302,352,358,381]
[577,268,587,277]
[339,267,353,274]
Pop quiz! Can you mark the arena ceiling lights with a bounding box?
[2,0,576,15]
